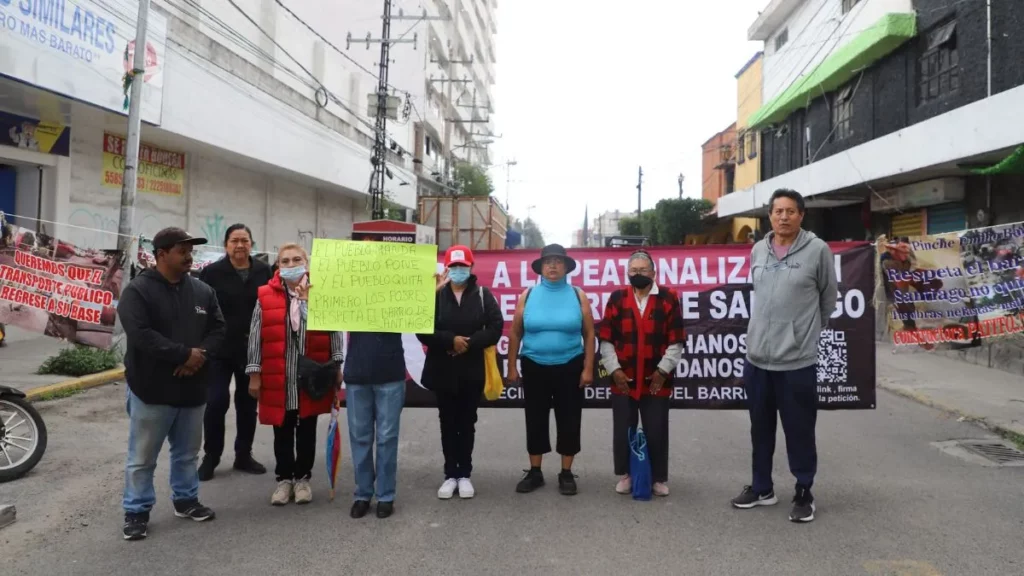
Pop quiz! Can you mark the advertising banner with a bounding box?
[0,110,70,156]
[0,225,122,349]
[102,132,184,196]
[879,221,1024,349]
[308,239,436,333]
[0,0,167,125]
[394,242,877,410]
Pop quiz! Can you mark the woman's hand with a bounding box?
[435,269,449,292]
[294,277,311,301]
[248,374,262,399]
[579,368,594,388]
[506,365,520,385]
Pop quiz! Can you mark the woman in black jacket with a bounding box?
[417,245,503,500]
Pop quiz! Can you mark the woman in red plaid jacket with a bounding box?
[597,250,685,497]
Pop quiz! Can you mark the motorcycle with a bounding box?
[0,385,47,482]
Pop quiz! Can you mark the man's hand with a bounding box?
[248,374,262,400]
[611,369,631,394]
[184,348,206,371]
[453,336,470,355]
[173,366,196,378]
[579,367,594,388]
[649,370,667,395]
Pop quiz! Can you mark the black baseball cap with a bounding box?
[151,227,207,251]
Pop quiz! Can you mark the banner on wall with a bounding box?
[388,243,877,410]
[879,221,1024,350]
[0,110,70,156]
[102,132,185,196]
[0,225,122,349]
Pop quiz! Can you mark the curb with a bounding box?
[25,366,125,401]
[879,381,1024,439]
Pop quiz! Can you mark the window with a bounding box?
[832,84,854,141]
[842,0,862,14]
[919,21,959,104]
[774,29,789,51]
[748,132,758,159]
[737,134,746,164]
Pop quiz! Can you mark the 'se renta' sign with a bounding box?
[307,239,437,334]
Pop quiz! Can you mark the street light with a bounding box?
[678,173,685,199]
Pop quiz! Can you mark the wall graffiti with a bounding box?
[67,207,163,249]
[200,213,228,247]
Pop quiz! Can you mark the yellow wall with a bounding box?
[735,54,762,191]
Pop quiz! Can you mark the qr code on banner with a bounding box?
[817,329,848,383]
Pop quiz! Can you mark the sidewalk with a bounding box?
[0,326,73,392]
[877,341,1024,437]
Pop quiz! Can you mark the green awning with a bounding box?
[969,145,1024,175]
[746,13,918,131]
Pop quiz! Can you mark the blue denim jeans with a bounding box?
[123,389,205,515]
[346,381,405,503]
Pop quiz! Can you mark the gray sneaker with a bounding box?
[789,486,815,522]
[731,485,779,509]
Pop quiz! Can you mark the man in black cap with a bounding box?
[117,227,226,541]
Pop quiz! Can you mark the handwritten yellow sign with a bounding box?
[307,239,437,333]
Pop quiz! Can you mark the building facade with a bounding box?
[0,0,497,253]
[719,0,1024,243]
[701,123,737,206]
[735,52,763,191]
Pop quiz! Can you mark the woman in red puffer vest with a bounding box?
[245,243,343,507]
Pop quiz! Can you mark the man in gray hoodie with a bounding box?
[730,189,837,523]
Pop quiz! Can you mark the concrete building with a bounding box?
[590,209,624,247]
[718,0,1024,242]
[735,52,763,191]
[701,123,737,206]
[0,0,496,253]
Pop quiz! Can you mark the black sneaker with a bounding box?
[789,485,815,523]
[172,500,216,522]
[558,470,578,496]
[122,513,148,541]
[198,456,217,482]
[233,454,267,475]
[376,501,394,519]
[515,468,545,493]
[730,485,779,509]
[350,500,371,519]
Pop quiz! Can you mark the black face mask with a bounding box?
[629,274,653,289]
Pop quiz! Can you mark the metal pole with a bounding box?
[442,0,460,186]
[636,166,643,217]
[369,0,392,220]
[114,0,151,340]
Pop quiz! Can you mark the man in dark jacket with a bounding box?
[117,227,226,541]
[197,223,272,480]
[417,245,503,500]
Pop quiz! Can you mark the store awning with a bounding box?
[968,145,1024,175]
[746,13,917,131]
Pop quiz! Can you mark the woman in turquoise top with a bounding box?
[507,244,595,496]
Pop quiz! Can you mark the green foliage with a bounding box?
[37,345,122,377]
[618,216,643,236]
[522,218,546,249]
[653,198,715,245]
[454,163,494,197]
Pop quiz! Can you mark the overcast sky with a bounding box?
[487,0,769,246]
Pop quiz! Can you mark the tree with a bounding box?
[522,218,545,249]
[641,209,660,242]
[618,216,643,236]
[454,163,494,197]
[653,198,714,245]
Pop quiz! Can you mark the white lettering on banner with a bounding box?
[493,256,752,289]
[0,0,167,124]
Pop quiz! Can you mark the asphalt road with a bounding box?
[2,383,1022,576]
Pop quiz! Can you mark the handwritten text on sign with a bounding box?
[307,239,437,333]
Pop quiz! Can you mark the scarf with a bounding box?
[286,281,308,332]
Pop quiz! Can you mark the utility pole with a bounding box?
[348,0,418,220]
[504,159,517,211]
[678,173,684,199]
[636,165,643,217]
[114,0,151,339]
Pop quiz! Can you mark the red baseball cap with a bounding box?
[444,245,474,267]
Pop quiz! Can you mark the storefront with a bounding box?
[870,177,966,239]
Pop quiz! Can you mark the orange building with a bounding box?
[701,123,736,206]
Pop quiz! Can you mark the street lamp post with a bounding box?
[678,173,685,199]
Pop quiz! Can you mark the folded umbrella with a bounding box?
[325,405,342,502]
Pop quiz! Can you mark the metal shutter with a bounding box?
[890,210,924,238]
[926,202,966,234]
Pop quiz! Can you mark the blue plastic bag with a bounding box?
[629,426,653,501]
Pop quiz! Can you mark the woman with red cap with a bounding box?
[417,245,503,499]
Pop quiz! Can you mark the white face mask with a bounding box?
[279,265,306,281]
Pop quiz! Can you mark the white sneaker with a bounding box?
[294,479,313,504]
[457,478,475,499]
[653,482,670,497]
[271,480,293,506]
[615,475,632,494]
[437,478,458,499]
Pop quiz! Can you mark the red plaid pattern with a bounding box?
[598,287,686,399]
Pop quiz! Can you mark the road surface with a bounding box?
[2,383,1022,576]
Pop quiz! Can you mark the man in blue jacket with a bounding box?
[117,228,226,541]
[731,189,837,524]
[345,331,407,519]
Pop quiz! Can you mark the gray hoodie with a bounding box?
[746,229,838,371]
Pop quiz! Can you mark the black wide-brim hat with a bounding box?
[531,243,577,275]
